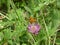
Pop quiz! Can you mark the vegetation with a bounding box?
[0,0,60,45]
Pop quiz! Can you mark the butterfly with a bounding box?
[29,17,36,23]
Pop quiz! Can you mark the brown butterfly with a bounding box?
[29,17,36,23]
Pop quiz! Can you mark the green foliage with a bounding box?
[0,0,60,45]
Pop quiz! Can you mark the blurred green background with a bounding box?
[0,0,60,45]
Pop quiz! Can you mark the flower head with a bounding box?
[28,23,40,34]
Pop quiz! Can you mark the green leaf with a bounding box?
[34,3,44,12]
[24,6,32,14]
[3,29,12,40]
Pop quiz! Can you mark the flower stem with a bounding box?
[41,10,50,45]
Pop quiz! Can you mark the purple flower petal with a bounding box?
[28,23,40,34]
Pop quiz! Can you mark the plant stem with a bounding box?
[43,15,51,45]
[53,33,57,45]
[49,37,51,45]
[41,10,50,45]
[45,39,47,45]
[42,15,49,37]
